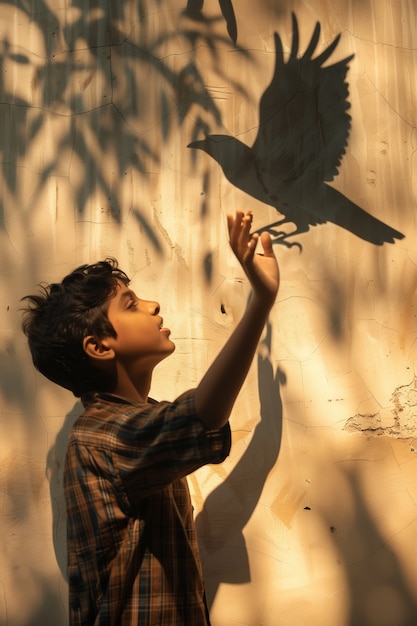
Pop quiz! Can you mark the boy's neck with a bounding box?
[110,369,153,404]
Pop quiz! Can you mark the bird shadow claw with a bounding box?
[273,237,303,252]
[254,226,303,251]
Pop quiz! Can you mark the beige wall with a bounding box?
[1,0,416,624]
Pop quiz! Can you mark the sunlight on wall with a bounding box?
[1,0,417,624]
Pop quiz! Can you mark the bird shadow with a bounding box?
[188,13,405,249]
[195,321,284,608]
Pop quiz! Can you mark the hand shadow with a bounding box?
[195,321,284,608]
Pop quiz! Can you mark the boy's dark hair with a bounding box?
[21,258,130,397]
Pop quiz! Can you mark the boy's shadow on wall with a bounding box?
[195,322,284,608]
[46,401,83,580]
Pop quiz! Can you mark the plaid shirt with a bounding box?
[64,389,231,626]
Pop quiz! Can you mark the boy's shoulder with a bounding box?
[70,389,198,446]
[68,392,147,443]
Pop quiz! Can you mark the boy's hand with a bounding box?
[227,211,280,307]
[196,210,280,429]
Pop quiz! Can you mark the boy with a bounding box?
[22,211,280,625]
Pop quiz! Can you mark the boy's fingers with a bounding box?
[260,231,274,257]
[227,210,243,242]
[228,210,253,251]
[238,213,252,246]
[248,231,259,250]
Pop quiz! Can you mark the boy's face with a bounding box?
[103,280,175,366]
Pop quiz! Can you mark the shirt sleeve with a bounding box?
[108,389,231,505]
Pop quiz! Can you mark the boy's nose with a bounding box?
[148,301,160,315]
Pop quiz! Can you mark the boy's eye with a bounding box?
[127,300,137,309]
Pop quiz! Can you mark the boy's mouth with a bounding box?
[159,318,169,331]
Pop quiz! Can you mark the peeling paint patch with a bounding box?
[344,378,417,438]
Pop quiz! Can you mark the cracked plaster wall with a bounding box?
[1,1,417,625]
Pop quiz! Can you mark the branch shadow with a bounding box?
[183,0,238,45]
[322,464,417,625]
[0,0,245,246]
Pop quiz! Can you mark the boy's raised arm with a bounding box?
[195,210,280,430]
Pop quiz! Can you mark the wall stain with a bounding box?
[344,377,417,438]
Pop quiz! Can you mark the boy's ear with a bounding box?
[83,336,115,361]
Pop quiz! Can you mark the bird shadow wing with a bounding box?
[253,13,354,192]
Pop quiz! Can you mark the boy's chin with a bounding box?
[161,341,176,357]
